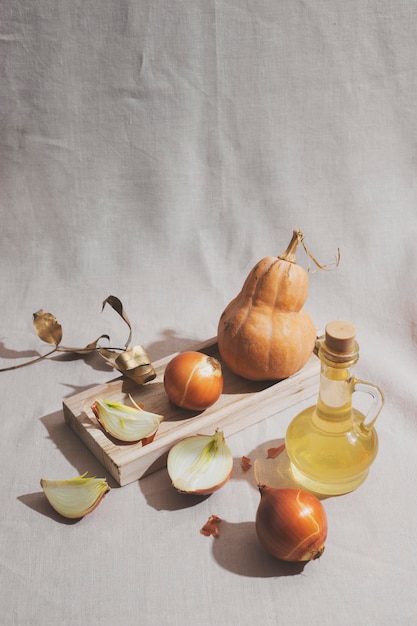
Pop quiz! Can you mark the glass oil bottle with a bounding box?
[285,321,384,496]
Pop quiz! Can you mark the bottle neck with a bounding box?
[313,344,359,429]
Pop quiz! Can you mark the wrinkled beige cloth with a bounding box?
[1,2,416,625]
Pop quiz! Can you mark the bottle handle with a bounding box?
[352,378,385,433]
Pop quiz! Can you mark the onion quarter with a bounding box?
[40,473,110,519]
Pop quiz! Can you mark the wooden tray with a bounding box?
[63,338,320,486]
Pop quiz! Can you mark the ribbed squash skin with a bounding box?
[217,255,316,381]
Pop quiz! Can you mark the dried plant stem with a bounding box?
[0,345,126,372]
[0,296,146,377]
[0,346,59,372]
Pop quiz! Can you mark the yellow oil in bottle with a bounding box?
[286,406,378,496]
[285,321,383,496]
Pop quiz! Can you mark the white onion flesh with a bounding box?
[40,473,110,519]
[92,397,162,442]
[167,429,233,495]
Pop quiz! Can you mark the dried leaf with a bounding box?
[115,345,152,370]
[2,296,154,377]
[102,295,132,349]
[99,345,156,385]
[33,310,62,346]
[99,348,121,370]
[119,350,156,384]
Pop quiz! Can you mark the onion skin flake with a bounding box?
[200,515,222,538]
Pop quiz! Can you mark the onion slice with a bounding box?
[167,429,233,495]
[91,397,163,443]
[40,473,110,519]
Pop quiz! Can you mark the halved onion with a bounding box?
[167,429,233,495]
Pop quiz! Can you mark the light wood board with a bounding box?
[63,337,320,486]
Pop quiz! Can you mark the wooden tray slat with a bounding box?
[63,338,320,486]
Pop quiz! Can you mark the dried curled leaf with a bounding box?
[58,335,111,355]
[33,310,62,346]
[99,296,156,384]
[99,345,156,384]
[102,295,132,349]
[1,295,156,382]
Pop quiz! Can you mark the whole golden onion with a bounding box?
[255,485,328,562]
[164,351,223,411]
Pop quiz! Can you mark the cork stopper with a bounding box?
[325,320,356,354]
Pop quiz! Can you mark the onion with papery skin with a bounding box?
[255,485,327,562]
[167,429,233,494]
[164,351,223,411]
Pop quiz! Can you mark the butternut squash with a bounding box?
[217,230,316,381]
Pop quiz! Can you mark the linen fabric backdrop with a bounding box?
[1,2,416,625]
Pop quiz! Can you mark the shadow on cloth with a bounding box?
[240,437,302,491]
[38,409,118,486]
[145,329,202,361]
[210,519,307,577]
[18,408,117,522]
[0,340,39,361]
[139,465,211,511]
[17,491,81,525]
